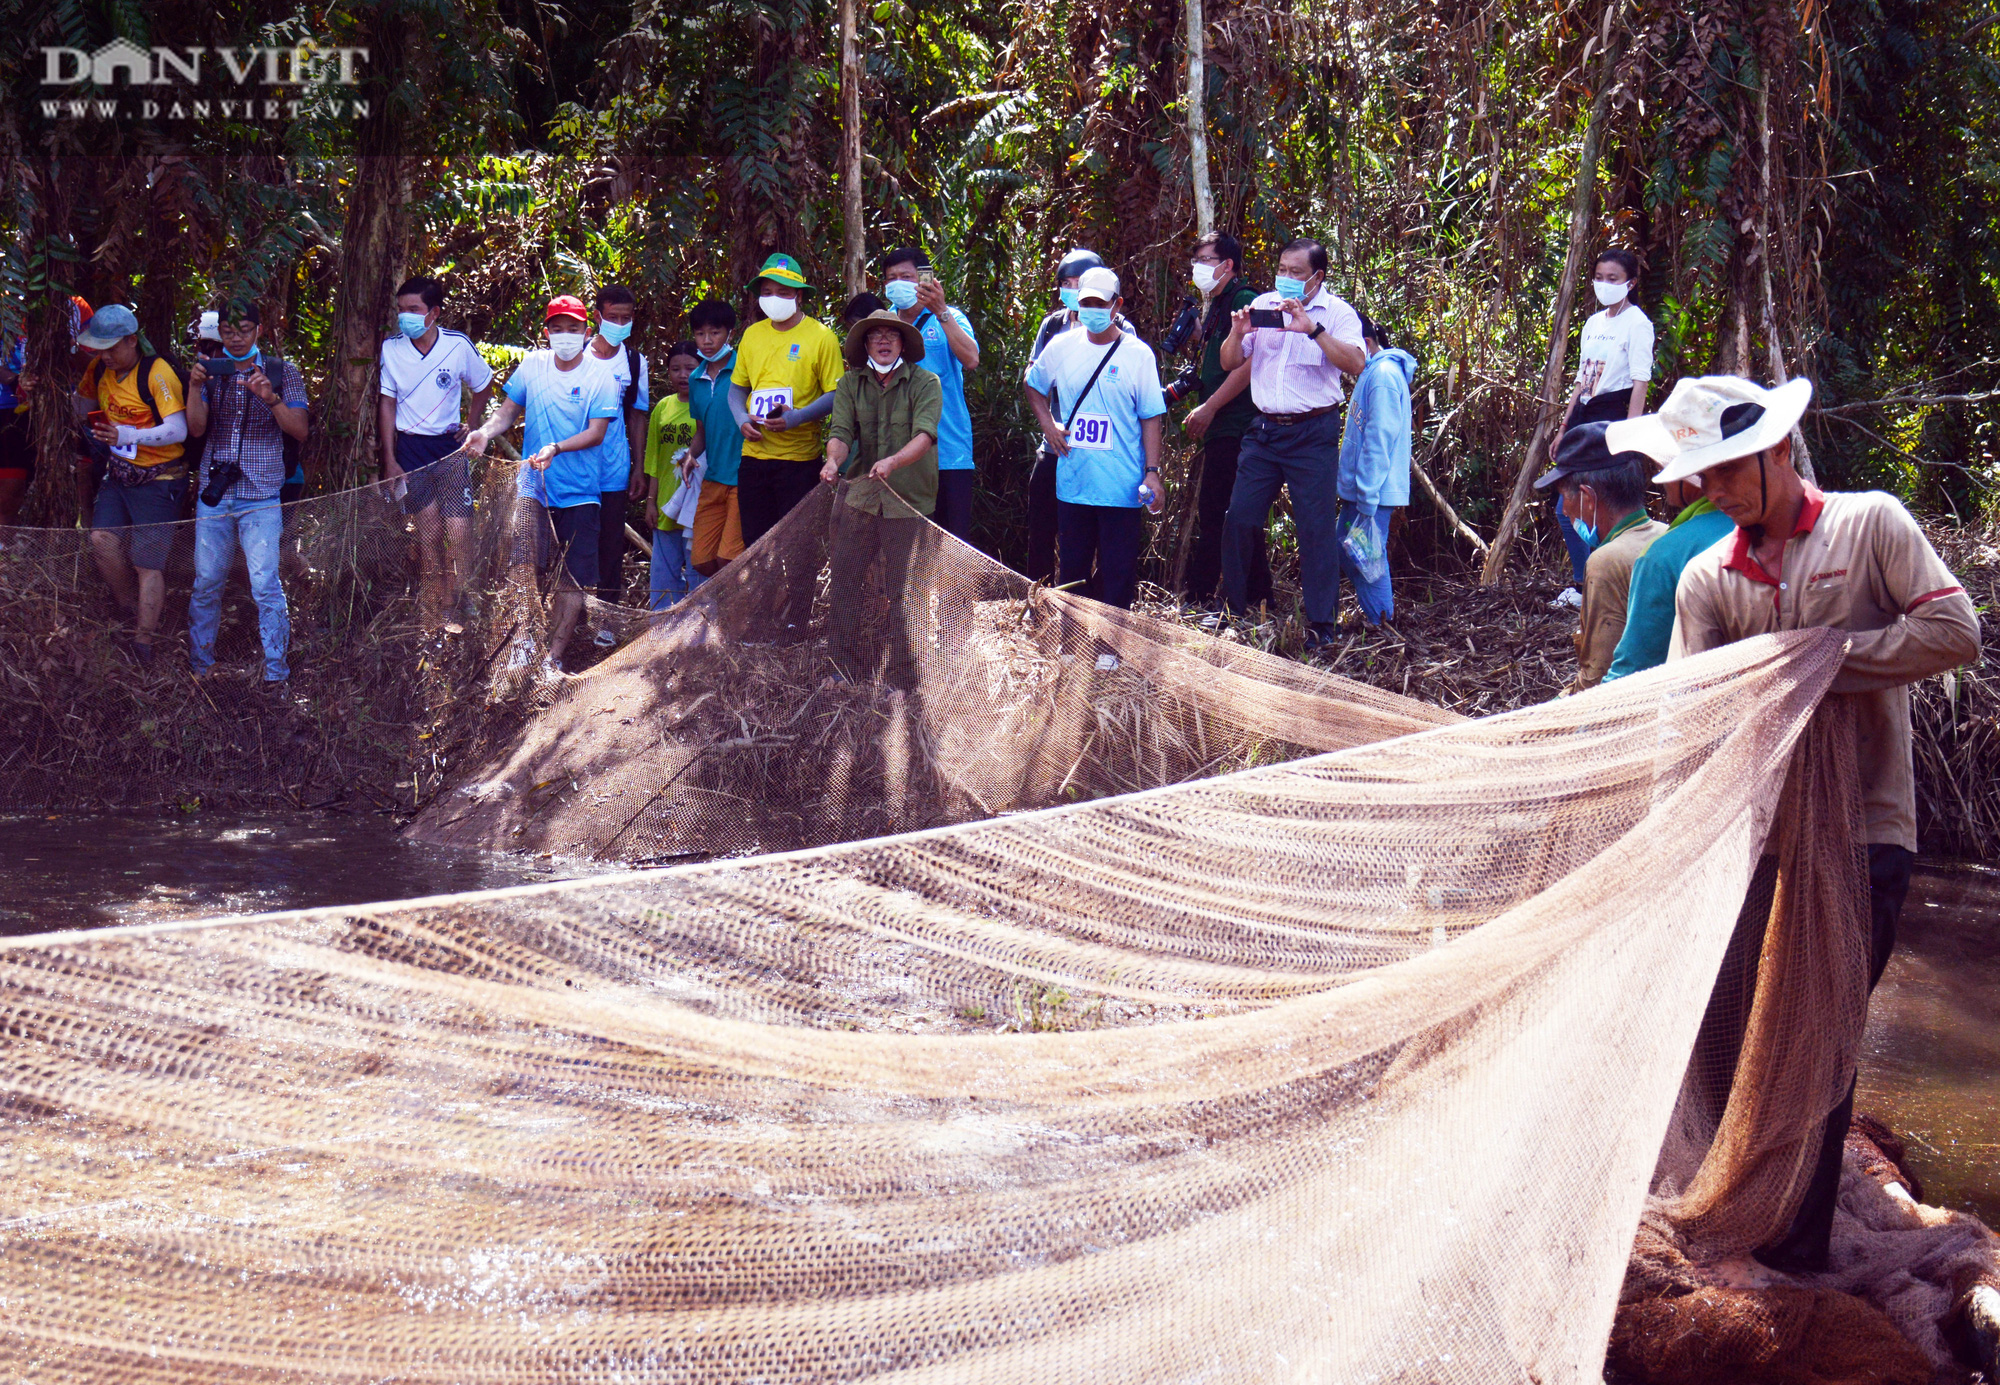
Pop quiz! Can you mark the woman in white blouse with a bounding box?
[1554,249,1654,580]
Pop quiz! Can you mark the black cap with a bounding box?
[1534,421,1646,490]
[1056,248,1104,282]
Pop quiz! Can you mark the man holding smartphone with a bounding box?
[1218,238,1367,653]
[185,301,310,689]
[881,248,979,541]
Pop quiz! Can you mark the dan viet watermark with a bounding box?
[36,40,371,123]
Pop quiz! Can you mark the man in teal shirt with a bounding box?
[1604,474,1736,679]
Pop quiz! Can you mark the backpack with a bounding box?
[620,346,647,416]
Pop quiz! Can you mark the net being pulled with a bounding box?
[0,627,1860,1382]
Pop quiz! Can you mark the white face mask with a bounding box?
[867,355,902,375]
[548,332,588,362]
[1592,279,1631,307]
[758,294,799,324]
[1191,262,1219,294]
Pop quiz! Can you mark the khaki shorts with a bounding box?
[690,481,743,573]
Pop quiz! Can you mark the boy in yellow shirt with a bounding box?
[730,253,843,546]
[643,341,702,609]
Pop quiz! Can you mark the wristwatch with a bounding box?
[1308,323,1326,341]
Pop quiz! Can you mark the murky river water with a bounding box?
[1,813,1991,1222]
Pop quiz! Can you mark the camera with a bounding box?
[1160,296,1200,357]
[201,457,245,507]
[1163,364,1201,408]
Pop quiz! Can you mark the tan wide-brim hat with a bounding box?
[843,310,926,368]
[1606,375,1813,486]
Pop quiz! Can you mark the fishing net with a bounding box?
[418,482,1457,861]
[1,619,1914,1383]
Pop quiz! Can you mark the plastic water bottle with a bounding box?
[1137,479,1158,507]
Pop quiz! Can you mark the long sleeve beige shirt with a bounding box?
[1669,487,1981,849]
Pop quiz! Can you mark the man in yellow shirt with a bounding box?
[74,305,189,666]
[730,253,843,546]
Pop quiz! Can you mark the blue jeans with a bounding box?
[648,528,702,610]
[1335,500,1395,625]
[1223,410,1344,625]
[190,492,289,680]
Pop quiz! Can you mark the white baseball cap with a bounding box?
[1606,375,1814,485]
[1075,266,1121,303]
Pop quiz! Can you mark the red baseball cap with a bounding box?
[544,294,589,323]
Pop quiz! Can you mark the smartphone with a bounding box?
[87,410,108,429]
[918,269,936,286]
[1248,307,1286,330]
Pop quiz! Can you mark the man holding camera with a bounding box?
[185,302,309,688]
[1165,231,1266,610]
[1218,238,1367,651]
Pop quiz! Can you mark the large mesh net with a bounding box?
[3,470,1993,1381]
[0,621,1899,1382]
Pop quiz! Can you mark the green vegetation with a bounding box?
[2,0,1995,547]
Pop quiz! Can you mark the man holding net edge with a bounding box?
[1217,238,1368,652]
[1615,375,1981,1273]
[463,295,620,678]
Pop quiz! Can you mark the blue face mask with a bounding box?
[698,346,729,362]
[1077,306,1114,334]
[1273,275,1309,302]
[1059,287,1081,312]
[1573,519,1599,549]
[883,280,920,311]
[222,343,259,363]
[397,311,430,339]
[598,318,633,346]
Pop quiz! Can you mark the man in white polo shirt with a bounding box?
[1217,237,1367,651]
[379,275,493,618]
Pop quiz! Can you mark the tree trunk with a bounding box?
[1479,2,1630,585]
[839,0,866,294]
[308,11,408,492]
[1187,0,1213,236]
[1757,78,1816,484]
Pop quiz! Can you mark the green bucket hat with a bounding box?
[753,253,812,291]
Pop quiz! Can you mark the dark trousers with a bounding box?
[1753,843,1912,1271]
[934,469,975,543]
[1057,501,1144,610]
[1223,410,1343,625]
[738,456,821,547]
[1026,449,1060,583]
[828,504,925,686]
[596,490,628,604]
[1186,433,1269,606]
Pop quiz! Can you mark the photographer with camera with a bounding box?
[1217,238,1366,654]
[185,301,309,690]
[1162,231,1267,610]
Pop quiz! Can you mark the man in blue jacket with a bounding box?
[1334,316,1414,627]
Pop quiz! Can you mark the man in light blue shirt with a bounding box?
[1022,266,1166,609]
[464,295,620,673]
[882,248,980,541]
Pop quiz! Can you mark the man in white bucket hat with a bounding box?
[1611,373,1979,1273]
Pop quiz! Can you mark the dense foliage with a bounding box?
[2,0,1995,556]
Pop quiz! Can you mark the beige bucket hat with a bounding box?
[1606,375,1813,485]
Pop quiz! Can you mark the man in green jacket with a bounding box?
[1176,231,1268,608]
[819,310,941,687]
[1604,467,1735,680]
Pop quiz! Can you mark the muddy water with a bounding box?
[0,812,598,935]
[1859,861,2000,1226]
[2,815,1992,1227]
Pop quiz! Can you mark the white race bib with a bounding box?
[748,386,793,419]
[1066,412,1115,450]
[110,434,138,461]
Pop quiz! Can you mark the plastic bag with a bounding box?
[1342,514,1388,584]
